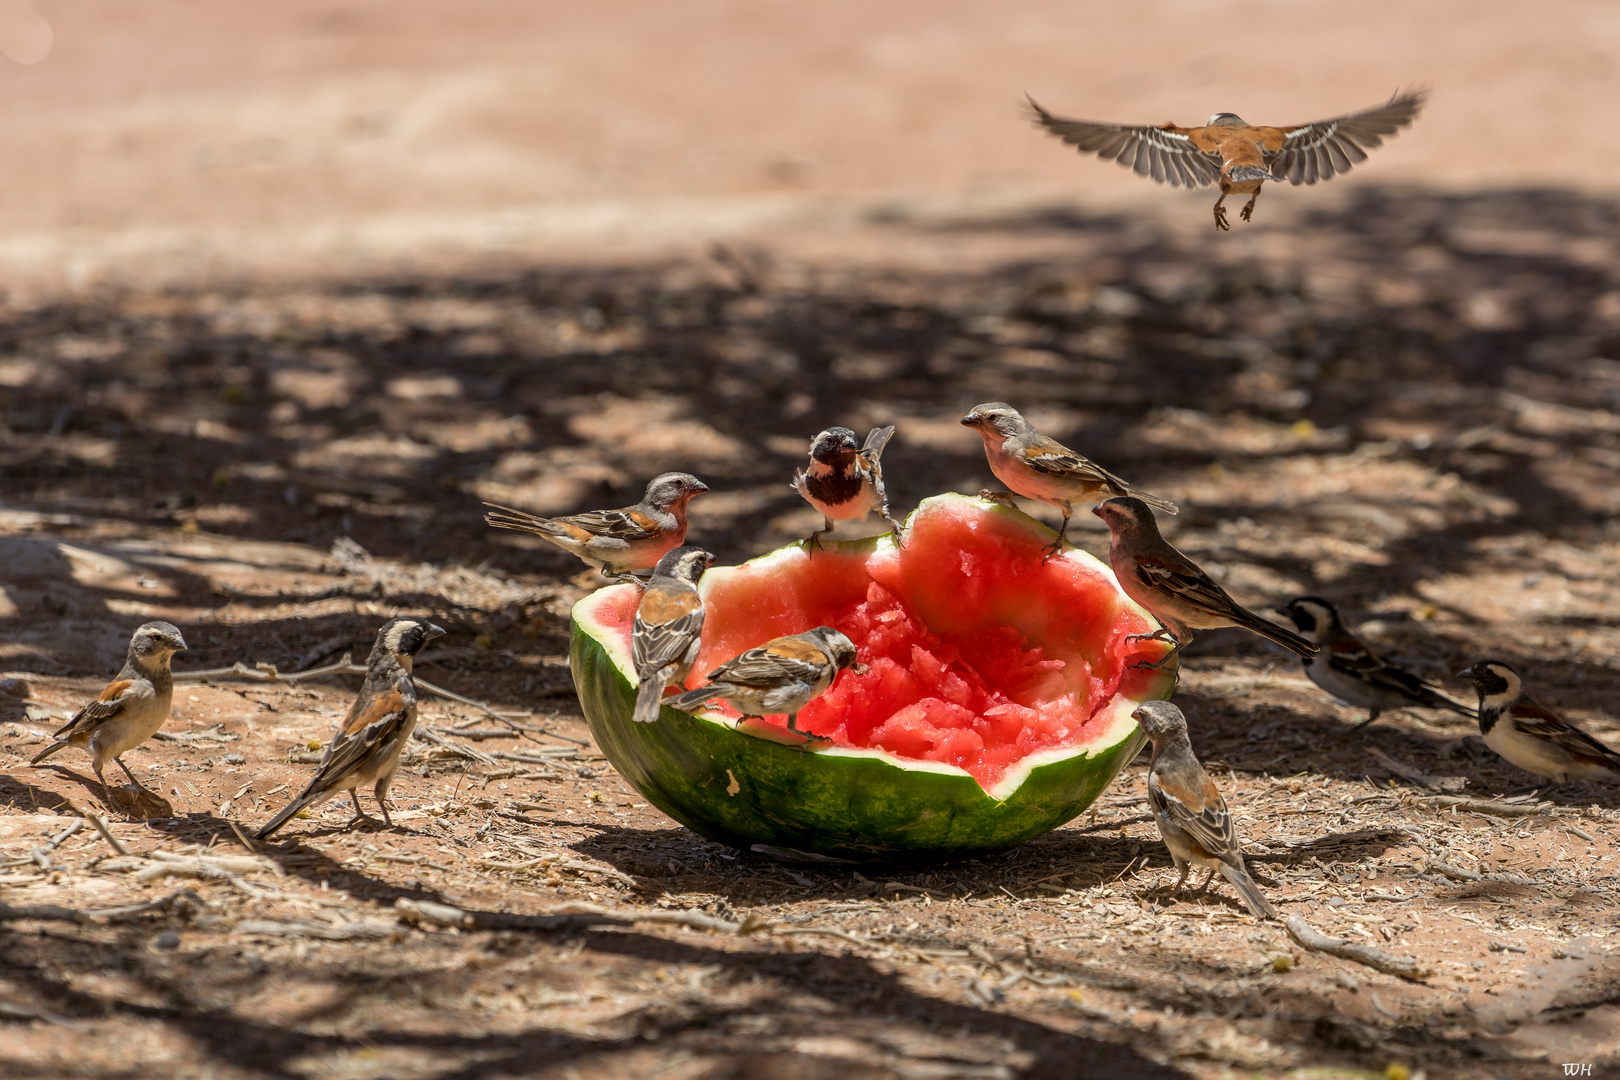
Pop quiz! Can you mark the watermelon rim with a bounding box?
[569,493,1177,863]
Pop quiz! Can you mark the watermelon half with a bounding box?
[569,493,1176,863]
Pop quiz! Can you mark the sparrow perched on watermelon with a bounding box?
[1277,596,1473,729]
[961,402,1176,559]
[257,617,445,839]
[791,425,903,549]
[631,547,716,724]
[31,621,188,805]
[1027,89,1425,230]
[1458,660,1620,787]
[1134,701,1276,919]
[485,472,709,586]
[1093,497,1317,667]
[665,626,866,742]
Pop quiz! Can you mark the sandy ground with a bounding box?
[2,4,1620,1079]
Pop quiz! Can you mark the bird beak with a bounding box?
[1091,505,1106,520]
[692,480,710,493]
[174,637,189,651]
[960,413,978,427]
[427,624,448,641]
[1455,665,1475,680]
[852,662,870,676]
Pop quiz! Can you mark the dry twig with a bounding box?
[1284,915,1429,982]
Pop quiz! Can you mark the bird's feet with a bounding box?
[1125,628,1175,645]
[1240,198,1258,223]
[1040,537,1064,564]
[881,512,906,547]
[1213,205,1230,232]
[976,489,1017,506]
[785,715,831,750]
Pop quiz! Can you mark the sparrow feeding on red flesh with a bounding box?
[31,621,187,807]
[631,546,716,724]
[1277,596,1473,730]
[256,617,445,839]
[1093,497,1317,668]
[664,626,865,743]
[485,472,709,586]
[1458,660,1620,787]
[791,425,904,549]
[961,402,1176,559]
[1135,701,1276,918]
[1028,89,1425,230]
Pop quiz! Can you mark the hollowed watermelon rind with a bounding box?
[567,495,1175,864]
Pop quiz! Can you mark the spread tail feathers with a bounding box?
[30,741,68,766]
[1228,165,1280,183]
[632,673,670,724]
[1232,608,1319,659]
[1220,860,1277,919]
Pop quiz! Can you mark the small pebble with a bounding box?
[1327,896,1347,908]
[223,753,246,765]
[154,931,180,951]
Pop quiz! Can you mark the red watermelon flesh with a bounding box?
[588,495,1167,791]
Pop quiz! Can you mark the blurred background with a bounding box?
[0,0,1615,288]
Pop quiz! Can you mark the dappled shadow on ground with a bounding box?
[6,189,1620,1077]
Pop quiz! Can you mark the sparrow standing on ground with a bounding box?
[257,617,445,839]
[1135,701,1276,919]
[664,626,866,742]
[791,425,904,549]
[1458,660,1620,786]
[485,472,710,585]
[961,403,1177,559]
[1028,89,1425,230]
[31,621,187,803]
[1094,497,1317,667]
[632,546,717,724]
[1278,597,1473,729]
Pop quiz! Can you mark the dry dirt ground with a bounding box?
[4,191,1620,1079]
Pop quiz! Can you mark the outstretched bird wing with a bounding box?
[1026,97,1222,189]
[1262,89,1426,185]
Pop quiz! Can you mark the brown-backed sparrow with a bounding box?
[31,621,187,803]
[1028,90,1424,230]
[485,472,710,585]
[632,546,716,724]
[1135,701,1276,919]
[664,626,866,742]
[961,402,1176,559]
[1094,497,1317,667]
[1278,597,1472,729]
[791,425,903,549]
[257,616,445,839]
[1458,660,1620,786]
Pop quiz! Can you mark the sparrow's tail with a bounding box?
[1123,485,1179,516]
[663,685,721,714]
[1228,165,1280,183]
[1231,607,1320,659]
[483,503,559,536]
[255,785,330,841]
[1220,859,1277,919]
[1419,687,1476,718]
[632,671,672,724]
[29,741,67,766]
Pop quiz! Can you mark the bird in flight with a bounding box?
[1027,89,1425,230]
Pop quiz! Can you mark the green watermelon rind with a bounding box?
[567,494,1176,864]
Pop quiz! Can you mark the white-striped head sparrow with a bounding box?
[1458,660,1620,786]
[791,425,903,549]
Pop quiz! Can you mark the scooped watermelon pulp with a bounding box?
[571,493,1176,862]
